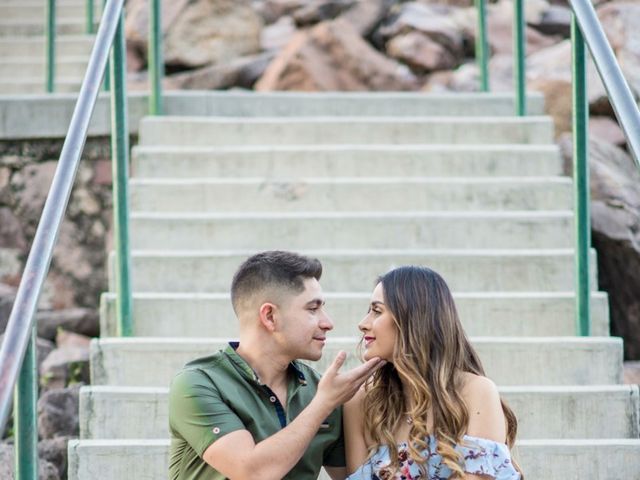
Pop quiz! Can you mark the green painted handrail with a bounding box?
[514,0,526,116]
[1,2,131,479]
[475,0,490,91]
[149,0,164,115]
[46,0,55,92]
[572,16,591,336]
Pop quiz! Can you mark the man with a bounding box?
[169,250,384,479]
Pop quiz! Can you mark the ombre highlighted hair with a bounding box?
[362,266,523,478]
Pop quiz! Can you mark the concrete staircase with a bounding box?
[68,92,640,479]
[0,0,99,94]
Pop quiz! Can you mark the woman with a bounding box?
[344,266,522,479]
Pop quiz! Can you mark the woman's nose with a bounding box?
[358,316,370,333]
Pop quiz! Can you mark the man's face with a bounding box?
[274,277,334,361]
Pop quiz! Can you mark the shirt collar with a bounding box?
[225,341,307,386]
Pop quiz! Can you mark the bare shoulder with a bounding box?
[459,372,506,442]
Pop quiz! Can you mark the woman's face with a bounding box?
[358,282,398,361]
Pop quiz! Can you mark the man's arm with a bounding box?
[202,352,383,480]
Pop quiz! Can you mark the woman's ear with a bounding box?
[258,302,278,332]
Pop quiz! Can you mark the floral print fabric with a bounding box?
[346,435,521,480]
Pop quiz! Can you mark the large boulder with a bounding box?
[125,0,263,69]
[36,308,99,342]
[39,437,70,480]
[39,331,90,392]
[255,18,418,91]
[559,134,640,360]
[37,386,81,440]
[0,443,60,480]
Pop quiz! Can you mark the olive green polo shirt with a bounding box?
[168,343,345,480]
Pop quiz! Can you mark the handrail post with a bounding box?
[110,9,133,336]
[103,0,111,91]
[14,326,38,480]
[46,0,55,93]
[514,0,527,116]
[86,0,95,34]
[572,15,591,336]
[149,0,164,115]
[475,0,490,92]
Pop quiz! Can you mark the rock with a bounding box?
[39,340,90,391]
[55,330,91,349]
[0,248,21,285]
[529,78,572,136]
[39,437,70,480]
[0,283,16,334]
[258,0,307,24]
[13,161,57,227]
[527,40,609,113]
[598,2,640,100]
[624,361,640,384]
[559,135,640,360]
[36,308,99,342]
[529,4,572,37]
[0,208,26,250]
[292,0,356,26]
[52,222,93,283]
[0,166,11,204]
[126,0,263,69]
[589,116,627,147]
[166,52,275,90]
[378,2,465,58]
[0,332,55,377]
[261,16,296,51]
[255,19,419,91]
[0,443,60,480]
[386,31,458,73]
[37,386,81,439]
[91,160,112,186]
[339,0,392,37]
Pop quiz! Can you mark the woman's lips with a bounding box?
[363,336,375,347]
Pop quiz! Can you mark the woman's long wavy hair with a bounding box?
[362,266,523,478]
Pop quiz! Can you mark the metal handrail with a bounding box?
[475,0,489,92]
[0,0,130,476]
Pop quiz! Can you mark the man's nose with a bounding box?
[319,312,334,331]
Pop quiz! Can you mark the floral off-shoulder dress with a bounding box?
[346,434,521,480]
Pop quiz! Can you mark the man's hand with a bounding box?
[314,351,385,414]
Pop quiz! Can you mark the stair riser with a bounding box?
[138,118,555,146]
[90,339,622,387]
[109,252,599,293]
[129,181,573,213]
[0,22,94,36]
[129,216,575,250]
[100,293,610,338]
[0,39,94,57]
[0,6,102,19]
[79,386,640,440]
[131,147,564,179]
[0,62,89,78]
[0,81,81,93]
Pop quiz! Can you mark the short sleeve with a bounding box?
[459,435,521,480]
[322,408,346,467]
[169,368,246,457]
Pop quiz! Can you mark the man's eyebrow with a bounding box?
[305,298,325,307]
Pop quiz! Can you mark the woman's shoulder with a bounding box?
[459,372,507,442]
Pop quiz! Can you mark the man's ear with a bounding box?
[258,302,278,332]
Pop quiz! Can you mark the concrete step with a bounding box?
[0,35,94,56]
[0,79,82,93]
[0,57,88,78]
[90,337,623,387]
[129,212,575,251]
[0,20,97,36]
[100,292,611,338]
[129,178,574,212]
[0,4,102,20]
[130,91,546,117]
[109,249,599,293]
[66,438,640,480]
[138,116,555,146]
[131,145,564,179]
[78,384,639,440]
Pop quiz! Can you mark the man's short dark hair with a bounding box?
[230,251,323,313]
